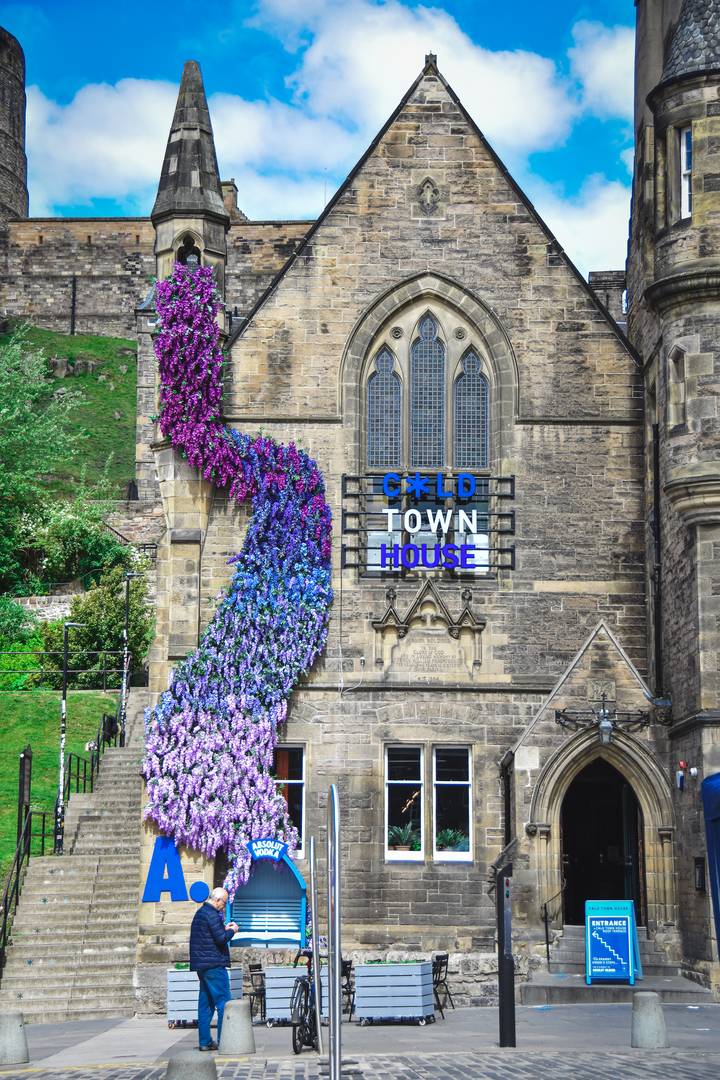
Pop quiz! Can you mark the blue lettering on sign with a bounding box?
[141,836,211,904]
[247,838,288,862]
[142,836,189,902]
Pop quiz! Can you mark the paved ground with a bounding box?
[0,1004,719,1078]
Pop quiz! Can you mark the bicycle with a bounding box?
[290,948,319,1055]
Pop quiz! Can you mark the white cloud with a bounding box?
[255,0,580,159]
[569,20,635,122]
[23,0,633,277]
[26,79,176,214]
[526,173,631,276]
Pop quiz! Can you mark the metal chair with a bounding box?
[341,957,355,1016]
[432,953,455,1019]
[247,962,266,1023]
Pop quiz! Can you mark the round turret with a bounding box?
[0,26,28,221]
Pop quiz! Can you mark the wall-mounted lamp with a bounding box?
[555,693,661,746]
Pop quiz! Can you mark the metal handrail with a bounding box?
[0,810,52,976]
[541,880,566,966]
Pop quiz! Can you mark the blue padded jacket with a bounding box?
[189,902,234,972]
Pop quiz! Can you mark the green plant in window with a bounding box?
[435,827,469,852]
[388,823,418,850]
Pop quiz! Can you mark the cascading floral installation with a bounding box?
[142,264,332,895]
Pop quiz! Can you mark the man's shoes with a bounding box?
[199,1041,218,1052]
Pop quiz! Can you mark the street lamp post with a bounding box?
[54,621,85,855]
[120,572,141,747]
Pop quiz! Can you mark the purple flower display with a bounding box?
[142,265,332,895]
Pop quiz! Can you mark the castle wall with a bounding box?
[0,28,27,221]
[0,217,309,339]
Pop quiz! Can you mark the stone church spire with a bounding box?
[662,0,720,83]
[151,59,229,293]
[152,60,227,220]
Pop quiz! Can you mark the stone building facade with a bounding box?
[0,2,718,1002]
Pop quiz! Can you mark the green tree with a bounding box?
[0,329,85,592]
[40,562,154,690]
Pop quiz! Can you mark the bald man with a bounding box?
[189,887,239,1051]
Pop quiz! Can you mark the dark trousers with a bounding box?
[197,966,232,1047]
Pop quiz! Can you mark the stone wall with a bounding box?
[0,216,309,340]
[17,594,74,621]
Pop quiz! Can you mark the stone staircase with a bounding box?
[521,924,714,1005]
[0,690,152,1022]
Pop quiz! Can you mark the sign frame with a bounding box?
[585,900,642,985]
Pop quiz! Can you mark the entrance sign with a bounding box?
[585,900,642,984]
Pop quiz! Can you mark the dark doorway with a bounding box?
[561,758,646,926]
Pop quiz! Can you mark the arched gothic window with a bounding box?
[410,314,445,468]
[454,350,489,468]
[367,347,402,468]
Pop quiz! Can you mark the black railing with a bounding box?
[541,881,566,966]
[0,649,123,692]
[61,709,122,807]
[0,809,52,976]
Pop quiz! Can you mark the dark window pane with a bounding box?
[367,347,401,468]
[435,748,469,782]
[454,351,489,468]
[387,783,422,849]
[387,746,421,781]
[435,785,470,850]
[411,314,445,468]
[284,783,304,842]
[273,747,303,781]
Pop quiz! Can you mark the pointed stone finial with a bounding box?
[425,52,438,69]
[152,60,228,221]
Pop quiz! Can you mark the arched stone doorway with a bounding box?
[528,729,676,930]
[561,759,646,925]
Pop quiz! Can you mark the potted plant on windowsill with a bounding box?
[435,828,470,852]
[388,823,417,851]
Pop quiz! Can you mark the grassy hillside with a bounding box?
[0,324,137,497]
[0,691,118,881]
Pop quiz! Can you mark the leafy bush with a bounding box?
[21,491,129,587]
[40,562,154,690]
[0,632,43,691]
[0,596,36,644]
[0,329,85,593]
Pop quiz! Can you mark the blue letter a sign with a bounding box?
[142,836,188,902]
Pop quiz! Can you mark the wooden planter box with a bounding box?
[354,962,434,1024]
[166,967,243,1023]
[264,965,328,1024]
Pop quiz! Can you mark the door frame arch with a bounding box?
[527,728,676,929]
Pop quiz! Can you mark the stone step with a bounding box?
[3,945,136,963]
[14,909,139,929]
[10,928,139,946]
[1,1002,136,1024]
[520,972,713,1005]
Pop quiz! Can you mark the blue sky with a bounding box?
[0,0,636,273]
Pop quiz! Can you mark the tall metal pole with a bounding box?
[309,835,324,1056]
[120,572,141,748]
[496,862,516,1047]
[55,622,83,855]
[327,784,341,1079]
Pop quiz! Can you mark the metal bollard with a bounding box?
[0,1011,29,1065]
[218,999,256,1055]
[631,991,669,1049]
[164,1050,218,1079]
